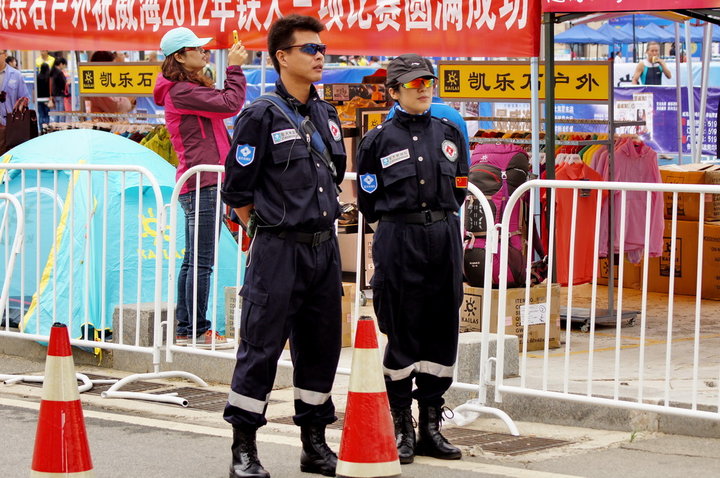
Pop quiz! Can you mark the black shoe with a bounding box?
[391,407,416,464]
[230,426,271,478]
[415,405,462,460]
[300,424,337,476]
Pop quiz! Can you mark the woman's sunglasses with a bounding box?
[401,78,434,89]
[281,43,327,56]
[182,46,207,54]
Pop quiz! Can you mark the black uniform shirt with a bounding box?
[222,81,347,231]
[356,109,469,223]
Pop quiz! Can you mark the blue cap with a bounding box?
[160,27,212,56]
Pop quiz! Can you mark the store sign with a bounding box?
[0,0,540,58]
[438,61,610,102]
[542,0,718,12]
[79,62,161,97]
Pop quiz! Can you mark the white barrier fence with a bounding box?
[2,162,719,426]
[493,179,720,422]
[0,164,166,363]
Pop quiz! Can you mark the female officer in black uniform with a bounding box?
[356,54,468,464]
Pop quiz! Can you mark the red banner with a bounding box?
[0,0,540,58]
[543,0,719,13]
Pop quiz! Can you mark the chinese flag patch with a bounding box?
[455,176,468,188]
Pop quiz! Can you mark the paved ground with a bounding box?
[2,353,720,478]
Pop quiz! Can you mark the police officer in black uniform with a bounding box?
[356,54,468,465]
[222,15,346,478]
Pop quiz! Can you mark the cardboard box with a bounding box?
[597,257,642,289]
[338,231,374,284]
[659,164,720,220]
[341,283,356,347]
[647,220,720,299]
[460,283,561,351]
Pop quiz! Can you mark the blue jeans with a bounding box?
[37,101,50,131]
[176,187,221,337]
[52,96,66,122]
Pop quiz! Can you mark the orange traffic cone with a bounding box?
[31,322,94,477]
[336,316,401,478]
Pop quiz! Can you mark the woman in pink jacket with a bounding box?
[154,27,248,347]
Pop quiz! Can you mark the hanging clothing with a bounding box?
[599,138,664,262]
[555,161,607,286]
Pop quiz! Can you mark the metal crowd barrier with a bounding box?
[0,164,166,365]
[494,179,720,422]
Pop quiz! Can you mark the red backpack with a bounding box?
[464,143,531,288]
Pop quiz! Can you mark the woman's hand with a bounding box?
[228,41,248,67]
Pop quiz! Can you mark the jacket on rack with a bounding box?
[153,65,246,194]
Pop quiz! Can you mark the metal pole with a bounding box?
[544,13,556,179]
[260,52,268,95]
[684,21,697,163]
[215,49,227,90]
[530,57,541,178]
[675,23,683,164]
[632,15,638,64]
[696,24,712,163]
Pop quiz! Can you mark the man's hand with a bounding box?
[234,204,254,230]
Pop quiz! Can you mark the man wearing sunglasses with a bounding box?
[222,14,346,478]
[356,53,468,465]
[0,49,31,154]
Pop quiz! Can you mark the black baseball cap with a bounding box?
[387,54,437,85]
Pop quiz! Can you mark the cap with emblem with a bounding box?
[160,27,212,56]
[387,54,437,85]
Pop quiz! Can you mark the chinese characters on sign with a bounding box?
[439,61,610,102]
[0,0,540,58]
[79,62,162,97]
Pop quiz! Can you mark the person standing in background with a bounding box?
[632,42,671,85]
[48,57,69,122]
[5,56,18,69]
[86,51,136,121]
[35,63,51,131]
[153,27,248,349]
[0,49,31,154]
[35,50,55,71]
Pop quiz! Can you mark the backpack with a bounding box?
[464,143,531,288]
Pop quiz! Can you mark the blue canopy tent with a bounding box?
[637,23,676,43]
[0,130,240,340]
[690,25,720,42]
[597,23,633,43]
[554,24,613,44]
[555,23,612,60]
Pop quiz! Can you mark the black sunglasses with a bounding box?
[281,43,326,56]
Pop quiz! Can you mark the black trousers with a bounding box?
[372,214,463,409]
[223,231,342,428]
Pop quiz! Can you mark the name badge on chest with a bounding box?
[380,149,410,168]
[272,129,302,144]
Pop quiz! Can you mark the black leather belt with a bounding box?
[264,228,334,246]
[381,210,447,225]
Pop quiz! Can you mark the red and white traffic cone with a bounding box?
[31,322,94,477]
[336,316,400,478]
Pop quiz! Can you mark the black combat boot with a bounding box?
[415,405,462,460]
[391,407,416,464]
[300,424,337,476]
[230,426,271,478]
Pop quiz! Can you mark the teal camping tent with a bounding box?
[0,130,241,341]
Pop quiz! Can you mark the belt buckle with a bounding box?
[311,230,323,247]
[423,210,433,225]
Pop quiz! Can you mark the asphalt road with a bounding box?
[2,353,720,478]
